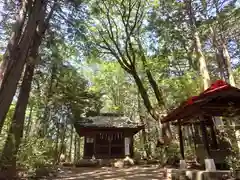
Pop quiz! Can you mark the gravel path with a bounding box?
[52,165,168,180]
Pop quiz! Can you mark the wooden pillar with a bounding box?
[109,137,111,158]
[209,120,218,149]
[200,119,211,158]
[83,136,86,158]
[130,136,134,157]
[178,121,185,159]
[193,124,201,143]
[191,125,197,151]
[93,135,96,157]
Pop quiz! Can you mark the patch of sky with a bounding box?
[0,2,3,22]
[236,1,240,7]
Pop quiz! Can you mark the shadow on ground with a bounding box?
[53,165,167,180]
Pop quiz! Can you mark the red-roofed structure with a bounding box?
[160,80,240,170]
[161,80,240,124]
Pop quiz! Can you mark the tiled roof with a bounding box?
[75,113,143,128]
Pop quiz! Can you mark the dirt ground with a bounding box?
[52,165,168,180]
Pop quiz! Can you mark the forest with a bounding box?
[0,0,240,179]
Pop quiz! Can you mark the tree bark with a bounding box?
[74,134,78,163]
[98,0,172,144]
[0,2,56,176]
[39,64,56,137]
[137,93,148,156]
[132,72,153,115]
[213,0,236,86]
[58,123,66,163]
[0,1,28,84]
[77,137,81,160]
[210,27,235,86]
[68,125,74,162]
[137,39,164,106]
[131,67,172,144]
[0,0,46,133]
[210,27,226,80]
[185,0,211,90]
[221,43,235,86]
[54,122,60,164]
[0,64,35,177]
[23,104,34,142]
[194,31,211,89]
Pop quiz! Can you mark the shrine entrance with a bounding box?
[74,113,144,159]
[84,131,125,158]
[95,132,124,158]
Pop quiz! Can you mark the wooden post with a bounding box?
[191,125,197,151]
[209,120,218,149]
[130,136,134,157]
[93,135,96,157]
[109,135,111,158]
[200,116,216,171]
[200,119,211,158]
[83,136,86,158]
[178,121,185,159]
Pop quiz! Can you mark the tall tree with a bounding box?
[184,0,211,89]
[0,1,57,176]
[89,0,172,143]
[210,0,237,86]
[0,0,48,132]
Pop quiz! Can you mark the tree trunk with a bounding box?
[221,43,235,86]
[131,71,172,144]
[185,0,211,90]
[194,32,211,89]
[140,115,150,158]
[213,1,236,86]
[54,122,60,164]
[68,125,74,162]
[58,123,66,163]
[131,72,153,115]
[210,26,235,86]
[0,64,35,177]
[0,0,46,133]
[23,104,34,143]
[137,93,149,157]
[74,134,78,163]
[0,1,28,83]
[136,40,173,143]
[39,65,56,137]
[210,27,226,80]
[77,137,81,160]
[137,39,164,106]
[0,2,56,176]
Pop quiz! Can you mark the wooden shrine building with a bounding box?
[74,113,144,159]
[161,80,240,170]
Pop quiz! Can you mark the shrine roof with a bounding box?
[75,113,144,129]
[161,80,240,124]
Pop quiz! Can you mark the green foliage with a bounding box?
[18,137,55,171]
[0,105,16,151]
[86,59,137,114]
[224,124,240,170]
[0,0,240,175]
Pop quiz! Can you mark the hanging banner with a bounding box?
[124,137,130,156]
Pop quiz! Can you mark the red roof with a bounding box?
[186,80,230,105]
[161,80,240,123]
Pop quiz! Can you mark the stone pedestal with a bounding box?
[204,159,216,171]
[179,160,187,169]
